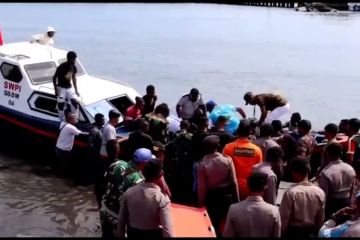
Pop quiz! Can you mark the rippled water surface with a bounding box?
[0,154,100,237]
[1,3,360,128]
[0,2,359,236]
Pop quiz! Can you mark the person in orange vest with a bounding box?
[223,119,263,199]
[346,118,360,164]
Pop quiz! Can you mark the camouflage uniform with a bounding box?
[166,130,194,204]
[297,133,317,160]
[100,160,144,237]
[144,113,169,145]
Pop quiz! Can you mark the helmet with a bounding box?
[133,148,153,163]
[47,26,56,33]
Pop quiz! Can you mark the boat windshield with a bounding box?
[85,99,124,122]
[24,59,85,85]
[24,61,57,85]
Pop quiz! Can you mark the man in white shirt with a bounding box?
[176,88,206,124]
[100,110,121,158]
[55,111,82,179]
[31,26,56,46]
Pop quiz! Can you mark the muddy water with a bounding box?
[0,155,100,237]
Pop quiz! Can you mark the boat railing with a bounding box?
[39,85,55,93]
[90,74,131,87]
[0,52,25,61]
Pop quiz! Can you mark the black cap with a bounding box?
[203,135,220,145]
[190,88,199,95]
[244,92,253,105]
[237,119,252,137]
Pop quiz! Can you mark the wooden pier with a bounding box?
[237,2,295,8]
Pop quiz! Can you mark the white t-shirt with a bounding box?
[100,122,117,156]
[32,33,54,46]
[177,94,204,119]
[56,122,82,151]
[167,116,181,133]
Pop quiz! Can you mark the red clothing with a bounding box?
[346,134,360,163]
[125,105,142,120]
[123,105,143,130]
[223,138,263,199]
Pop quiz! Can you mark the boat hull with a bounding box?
[0,105,96,184]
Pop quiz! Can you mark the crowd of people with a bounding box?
[51,50,360,238]
[53,83,360,238]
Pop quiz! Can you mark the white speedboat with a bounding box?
[0,42,140,150]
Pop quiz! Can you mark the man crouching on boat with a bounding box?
[243,92,290,127]
[31,26,56,46]
[53,51,80,121]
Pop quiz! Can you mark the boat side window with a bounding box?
[29,93,88,123]
[34,96,58,115]
[0,62,23,83]
[108,95,134,116]
[24,62,57,85]
[58,59,85,76]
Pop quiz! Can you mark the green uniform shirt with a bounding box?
[100,160,144,224]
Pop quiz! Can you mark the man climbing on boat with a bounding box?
[53,51,80,121]
[243,92,290,127]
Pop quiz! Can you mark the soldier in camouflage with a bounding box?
[144,103,170,145]
[166,119,194,204]
[100,146,153,238]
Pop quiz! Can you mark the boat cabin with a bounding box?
[0,42,139,135]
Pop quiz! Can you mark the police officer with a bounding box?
[118,159,174,238]
[318,142,356,220]
[223,172,281,237]
[279,156,326,237]
[197,135,239,236]
[252,146,284,205]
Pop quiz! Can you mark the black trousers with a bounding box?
[92,153,104,209]
[101,217,114,238]
[284,225,318,238]
[55,147,73,179]
[127,226,163,238]
[325,197,350,220]
[205,185,235,236]
[94,158,113,209]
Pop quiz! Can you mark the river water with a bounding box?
[0,3,359,237]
